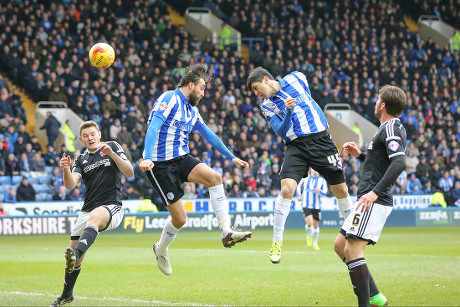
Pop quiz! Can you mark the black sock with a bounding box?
[75,226,99,260]
[62,265,81,296]
[347,258,370,307]
[368,271,379,297]
[344,257,379,297]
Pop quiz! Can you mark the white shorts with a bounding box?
[71,205,124,239]
[341,203,392,244]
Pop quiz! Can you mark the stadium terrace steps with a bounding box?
[3,76,46,152]
[404,15,418,33]
[167,5,185,26]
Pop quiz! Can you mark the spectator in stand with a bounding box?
[0,88,13,119]
[406,173,423,194]
[53,185,70,201]
[68,188,84,201]
[30,152,46,174]
[5,153,19,177]
[405,150,419,176]
[50,166,64,193]
[429,163,444,188]
[16,177,36,201]
[450,181,460,207]
[44,145,60,167]
[62,120,76,154]
[18,152,31,173]
[4,186,17,203]
[438,170,454,193]
[40,111,61,147]
[415,156,430,185]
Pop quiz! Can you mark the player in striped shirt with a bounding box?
[140,64,252,276]
[247,67,353,264]
[336,85,407,307]
[297,169,328,250]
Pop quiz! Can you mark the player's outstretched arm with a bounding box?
[196,123,236,159]
[60,153,80,190]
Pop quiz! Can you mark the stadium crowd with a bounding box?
[0,0,458,207]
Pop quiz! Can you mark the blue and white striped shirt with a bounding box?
[146,89,204,161]
[297,175,328,209]
[259,71,329,142]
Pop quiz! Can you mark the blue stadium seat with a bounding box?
[0,176,11,185]
[36,193,48,201]
[12,175,23,185]
[0,194,4,202]
[38,175,51,184]
[27,176,41,184]
[33,184,50,194]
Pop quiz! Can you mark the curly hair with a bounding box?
[177,64,212,88]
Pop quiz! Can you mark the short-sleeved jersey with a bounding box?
[146,88,205,161]
[297,175,328,209]
[358,118,407,206]
[259,71,329,143]
[71,141,128,212]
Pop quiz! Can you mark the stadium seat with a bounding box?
[12,175,23,185]
[33,184,51,194]
[0,176,12,185]
[38,175,51,184]
[36,193,48,201]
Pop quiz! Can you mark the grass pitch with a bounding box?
[0,226,459,306]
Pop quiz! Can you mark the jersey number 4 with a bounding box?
[327,153,342,168]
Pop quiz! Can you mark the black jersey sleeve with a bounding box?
[71,157,83,178]
[108,141,129,161]
[373,155,406,195]
[384,120,406,160]
[373,119,407,196]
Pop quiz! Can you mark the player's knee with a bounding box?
[207,171,222,187]
[171,215,187,228]
[280,186,295,199]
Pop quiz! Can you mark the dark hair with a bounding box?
[246,67,274,90]
[177,64,211,88]
[379,85,407,117]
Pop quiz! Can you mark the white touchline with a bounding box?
[0,291,206,306]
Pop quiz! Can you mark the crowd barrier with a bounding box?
[1,203,459,236]
[2,195,434,216]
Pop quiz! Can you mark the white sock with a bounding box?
[273,195,291,242]
[312,227,320,245]
[209,184,232,235]
[305,224,312,238]
[157,219,180,255]
[338,196,353,219]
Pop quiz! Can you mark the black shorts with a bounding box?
[146,154,201,205]
[280,131,346,185]
[302,208,321,221]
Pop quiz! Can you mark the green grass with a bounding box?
[1,227,459,306]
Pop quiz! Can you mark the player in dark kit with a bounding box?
[51,121,133,307]
[334,85,407,307]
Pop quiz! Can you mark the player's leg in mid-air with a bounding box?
[187,161,252,247]
[148,155,252,276]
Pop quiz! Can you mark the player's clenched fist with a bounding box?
[140,159,154,172]
[98,143,114,156]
